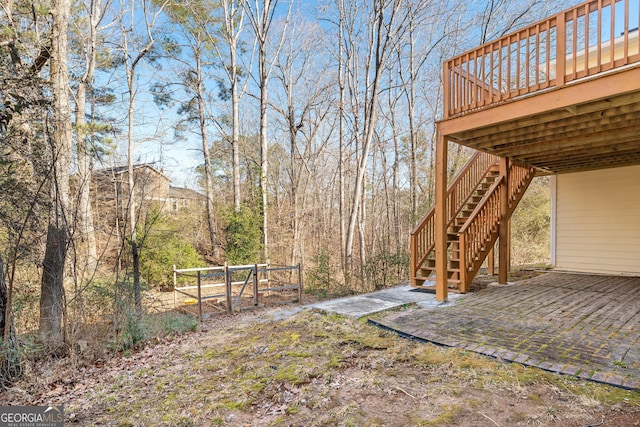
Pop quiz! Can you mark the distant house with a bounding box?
[168,185,206,213]
[411,0,640,302]
[80,163,205,232]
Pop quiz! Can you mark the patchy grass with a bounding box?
[5,309,639,426]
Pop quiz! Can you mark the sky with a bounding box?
[96,0,637,190]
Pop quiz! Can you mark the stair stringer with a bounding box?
[458,164,537,292]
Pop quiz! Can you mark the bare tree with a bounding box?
[270,14,333,269]
[40,0,73,343]
[217,0,245,213]
[242,0,291,264]
[343,0,408,283]
[119,0,166,315]
[71,0,113,281]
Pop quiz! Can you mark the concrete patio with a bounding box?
[371,273,640,390]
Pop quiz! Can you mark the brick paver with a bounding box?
[374,273,640,390]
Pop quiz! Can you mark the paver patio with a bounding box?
[372,273,640,390]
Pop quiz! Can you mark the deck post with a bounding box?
[487,247,495,276]
[410,232,417,287]
[435,130,448,302]
[508,219,512,273]
[498,157,510,284]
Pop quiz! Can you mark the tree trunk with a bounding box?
[196,48,221,259]
[228,1,242,213]
[40,0,72,343]
[120,0,159,316]
[73,0,101,278]
[231,46,241,213]
[40,224,67,341]
[244,0,289,265]
[338,0,347,282]
[127,110,141,315]
[75,82,98,277]
[0,254,20,386]
[345,7,385,281]
[259,44,269,264]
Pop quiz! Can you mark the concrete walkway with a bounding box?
[306,284,461,317]
[373,273,640,390]
[252,283,459,323]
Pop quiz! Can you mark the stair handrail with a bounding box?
[410,151,499,275]
[458,163,536,290]
[458,177,503,272]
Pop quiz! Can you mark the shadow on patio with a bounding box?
[372,273,640,390]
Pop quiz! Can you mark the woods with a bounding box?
[0,0,568,383]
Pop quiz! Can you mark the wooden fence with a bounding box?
[173,263,302,321]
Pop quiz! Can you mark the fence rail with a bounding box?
[444,0,640,118]
[173,263,302,321]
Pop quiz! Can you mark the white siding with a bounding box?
[555,165,640,275]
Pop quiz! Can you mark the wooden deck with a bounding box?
[374,273,640,390]
[442,0,640,173]
[424,0,640,301]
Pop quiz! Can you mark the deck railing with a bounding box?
[444,0,640,118]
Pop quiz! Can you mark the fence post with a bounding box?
[225,262,232,314]
[253,264,259,306]
[173,264,177,308]
[297,263,303,303]
[197,270,203,323]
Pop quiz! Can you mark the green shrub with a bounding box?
[138,212,203,290]
[364,251,410,290]
[222,206,262,265]
[511,176,551,265]
[305,249,351,298]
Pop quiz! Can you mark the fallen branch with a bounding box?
[394,385,416,399]
[479,411,500,427]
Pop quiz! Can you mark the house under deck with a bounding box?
[411,0,640,302]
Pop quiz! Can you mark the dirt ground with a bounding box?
[2,298,639,426]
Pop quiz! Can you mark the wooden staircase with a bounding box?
[410,151,536,292]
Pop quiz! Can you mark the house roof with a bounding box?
[168,185,205,199]
[93,163,171,181]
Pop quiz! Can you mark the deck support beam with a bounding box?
[498,157,510,284]
[435,131,448,302]
[487,246,495,276]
